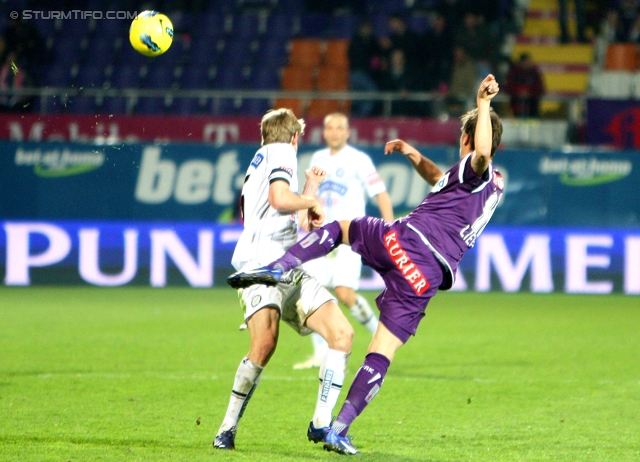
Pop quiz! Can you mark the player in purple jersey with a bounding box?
[228,74,504,455]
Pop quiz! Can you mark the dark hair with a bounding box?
[460,108,503,158]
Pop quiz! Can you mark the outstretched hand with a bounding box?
[305,166,326,185]
[478,74,499,101]
[384,139,414,156]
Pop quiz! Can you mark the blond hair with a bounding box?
[261,108,305,145]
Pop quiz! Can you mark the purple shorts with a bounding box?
[348,216,444,343]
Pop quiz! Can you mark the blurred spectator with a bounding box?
[422,12,453,92]
[600,9,627,43]
[618,0,640,40]
[379,49,421,116]
[381,15,422,74]
[505,52,545,118]
[446,46,477,116]
[558,0,587,43]
[454,12,494,80]
[348,20,384,116]
[437,0,465,37]
[0,52,33,112]
[0,18,46,76]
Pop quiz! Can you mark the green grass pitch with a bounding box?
[0,287,638,461]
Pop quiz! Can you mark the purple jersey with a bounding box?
[403,153,505,289]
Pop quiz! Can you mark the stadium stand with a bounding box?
[0,0,583,119]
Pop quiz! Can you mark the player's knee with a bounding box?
[327,323,354,352]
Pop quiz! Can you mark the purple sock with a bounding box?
[268,221,343,272]
[333,352,390,436]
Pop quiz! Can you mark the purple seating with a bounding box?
[232,13,261,39]
[265,14,296,39]
[255,38,288,67]
[108,65,140,89]
[173,97,212,115]
[99,96,128,115]
[220,38,254,66]
[243,98,271,116]
[328,15,359,39]
[143,65,175,89]
[43,65,73,87]
[67,95,97,114]
[54,37,83,66]
[212,66,246,89]
[136,97,166,115]
[249,66,280,89]
[188,37,220,68]
[194,13,227,38]
[180,65,211,89]
[299,14,330,37]
[75,66,107,89]
[85,36,116,67]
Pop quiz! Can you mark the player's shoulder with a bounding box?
[345,144,371,158]
[311,147,331,159]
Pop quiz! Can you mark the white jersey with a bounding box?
[231,143,299,271]
[309,145,386,222]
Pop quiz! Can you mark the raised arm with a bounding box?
[297,166,326,231]
[471,74,499,176]
[384,139,443,186]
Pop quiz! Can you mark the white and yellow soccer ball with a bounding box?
[129,10,174,57]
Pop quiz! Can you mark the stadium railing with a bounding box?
[0,87,585,123]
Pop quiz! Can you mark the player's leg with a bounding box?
[272,220,351,272]
[214,287,281,450]
[294,257,332,370]
[332,322,402,432]
[335,286,379,334]
[227,220,351,289]
[304,299,353,435]
[333,245,379,335]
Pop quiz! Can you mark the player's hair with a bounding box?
[460,108,503,158]
[323,112,349,128]
[261,108,305,145]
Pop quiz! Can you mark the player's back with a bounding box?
[232,143,300,270]
[405,153,504,287]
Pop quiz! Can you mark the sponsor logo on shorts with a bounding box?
[251,295,262,307]
[384,230,430,295]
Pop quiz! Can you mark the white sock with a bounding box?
[311,331,329,359]
[312,348,349,428]
[218,357,263,433]
[349,295,379,334]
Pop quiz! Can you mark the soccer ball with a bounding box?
[129,11,174,57]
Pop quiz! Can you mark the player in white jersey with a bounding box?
[214,109,355,451]
[294,113,394,369]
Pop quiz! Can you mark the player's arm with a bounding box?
[384,139,443,186]
[269,180,320,214]
[298,166,327,231]
[374,191,394,222]
[471,74,499,176]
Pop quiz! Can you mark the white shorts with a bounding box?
[238,268,336,336]
[302,244,362,290]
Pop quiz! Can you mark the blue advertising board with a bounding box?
[2,141,640,227]
[1,221,638,294]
